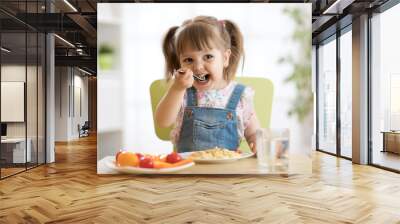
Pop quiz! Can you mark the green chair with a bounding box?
[150,77,274,152]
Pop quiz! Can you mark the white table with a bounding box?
[1,138,31,163]
[97,153,311,175]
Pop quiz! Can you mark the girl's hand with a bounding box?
[249,142,256,154]
[172,68,194,91]
[236,142,256,154]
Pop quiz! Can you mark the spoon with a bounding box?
[193,74,207,81]
[176,69,206,81]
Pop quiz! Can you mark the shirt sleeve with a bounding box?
[169,92,187,144]
[240,86,256,129]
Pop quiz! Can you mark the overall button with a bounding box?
[185,109,193,118]
[226,112,233,120]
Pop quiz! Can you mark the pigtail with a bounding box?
[162,26,180,81]
[223,20,244,80]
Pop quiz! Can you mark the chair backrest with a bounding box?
[150,77,274,151]
[149,80,173,141]
[82,121,90,130]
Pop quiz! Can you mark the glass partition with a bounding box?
[1,30,28,178]
[38,32,45,165]
[317,36,337,154]
[27,30,38,169]
[26,0,39,170]
[339,28,352,158]
[0,1,46,179]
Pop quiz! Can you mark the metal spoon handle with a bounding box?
[175,69,206,81]
[193,74,206,81]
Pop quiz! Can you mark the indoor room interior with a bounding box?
[0,0,399,223]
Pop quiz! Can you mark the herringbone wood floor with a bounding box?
[1,134,400,223]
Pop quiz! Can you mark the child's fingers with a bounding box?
[250,142,256,153]
[184,70,193,80]
[176,68,193,80]
[182,72,194,87]
[184,70,194,81]
[172,69,193,89]
[177,68,190,75]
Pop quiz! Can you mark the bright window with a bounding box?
[340,29,352,158]
[371,3,400,171]
[317,37,337,154]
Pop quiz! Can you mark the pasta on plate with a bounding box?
[189,148,241,160]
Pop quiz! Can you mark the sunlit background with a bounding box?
[97,3,312,159]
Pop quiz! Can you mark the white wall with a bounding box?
[1,65,37,138]
[55,67,89,141]
[98,3,312,156]
[1,64,46,163]
[55,67,68,141]
[73,73,89,137]
[1,66,26,133]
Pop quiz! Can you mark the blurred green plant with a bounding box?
[278,7,313,122]
[99,44,114,70]
[99,44,114,54]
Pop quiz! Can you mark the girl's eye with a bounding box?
[183,58,193,63]
[205,55,214,60]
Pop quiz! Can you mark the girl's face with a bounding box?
[179,46,231,91]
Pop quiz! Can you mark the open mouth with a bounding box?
[194,74,210,83]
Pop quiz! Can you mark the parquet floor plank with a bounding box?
[0,134,399,223]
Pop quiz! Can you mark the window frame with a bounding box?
[315,21,352,161]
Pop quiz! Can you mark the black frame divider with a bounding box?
[315,44,319,151]
[36,1,39,168]
[367,11,372,166]
[336,25,341,157]
[25,1,28,172]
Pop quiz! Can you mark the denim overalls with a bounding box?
[176,84,245,152]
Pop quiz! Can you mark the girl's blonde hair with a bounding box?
[162,16,244,81]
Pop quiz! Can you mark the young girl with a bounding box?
[156,16,260,153]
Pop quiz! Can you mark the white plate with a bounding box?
[104,156,195,174]
[180,151,255,164]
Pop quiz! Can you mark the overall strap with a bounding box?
[186,87,197,106]
[226,84,245,110]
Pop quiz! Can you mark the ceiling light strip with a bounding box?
[1,47,11,53]
[54,34,75,48]
[323,0,355,15]
[323,0,342,14]
[78,67,92,76]
[63,0,78,12]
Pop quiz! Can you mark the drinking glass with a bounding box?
[256,128,290,168]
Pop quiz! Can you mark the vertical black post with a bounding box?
[367,11,372,165]
[336,27,341,157]
[316,44,319,150]
[44,0,48,164]
[36,0,39,167]
[25,0,28,170]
